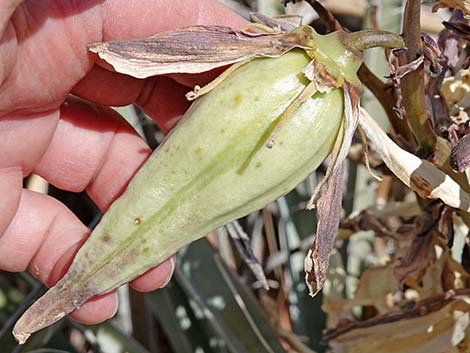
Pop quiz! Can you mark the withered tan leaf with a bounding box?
[432,0,470,16]
[304,84,361,297]
[88,25,313,78]
[323,266,398,314]
[250,12,301,32]
[393,230,438,285]
[326,293,470,353]
[359,108,470,212]
[441,69,470,109]
[307,83,361,209]
[451,134,470,172]
[304,163,345,297]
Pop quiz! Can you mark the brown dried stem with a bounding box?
[304,0,342,31]
[357,65,415,143]
[398,0,437,156]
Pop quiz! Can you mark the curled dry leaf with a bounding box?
[304,163,345,297]
[323,266,398,315]
[307,83,361,209]
[451,133,470,172]
[393,230,441,286]
[88,25,314,78]
[432,0,470,16]
[250,12,301,32]
[399,237,459,297]
[441,68,470,120]
[359,108,470,212]
[304,83,361,297]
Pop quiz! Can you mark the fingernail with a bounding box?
[107,292,119,319]
[160,256,175,288]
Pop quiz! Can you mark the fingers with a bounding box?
[72,65,144,107]
[72,67,229,133]
[0,186,172,325]
[130,256,175,292]
[136,76,191,132]
[0,188,120,324]
[0,189,87,281]
[0,110,59,235]
[33,97,177,290]
[0,167,22,236]
[72,71,192,132]
[35,97,151,211]
[70,292,118,324]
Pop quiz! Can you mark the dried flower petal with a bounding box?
[359,108,470,212]
[432,0,470,16]
[88,25,314,78]
[451,133,470,172]
[304,163,345,297]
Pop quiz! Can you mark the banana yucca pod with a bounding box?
[13,16,405,343]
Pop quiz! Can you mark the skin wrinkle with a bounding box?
[34,101,119,194]
[0,1,24,34]
[0,166,22,236]
[28,202,59,283]
[1,4,96,114]
[72,65,144,106]
[0,23,18,88]
[22,111,60,174]
[136,76,160,113]
[53,2,104,79]
[0,190,50,272]
[85,115,120,201]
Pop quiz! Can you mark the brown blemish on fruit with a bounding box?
[234,93,242,106]
[134,217,141,225]
[308,60,338,92]
[102,234,111,243]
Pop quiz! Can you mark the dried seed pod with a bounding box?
[13,23,404,343]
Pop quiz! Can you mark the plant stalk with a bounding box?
[343,30,405,52]
[398,0,437,156]
[357,65,415,145]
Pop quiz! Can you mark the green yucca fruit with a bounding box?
[13,26,404,343]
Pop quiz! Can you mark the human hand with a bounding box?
[0,0,244,324]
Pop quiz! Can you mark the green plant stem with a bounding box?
[343,30,405,52]
[399,0,437,156]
